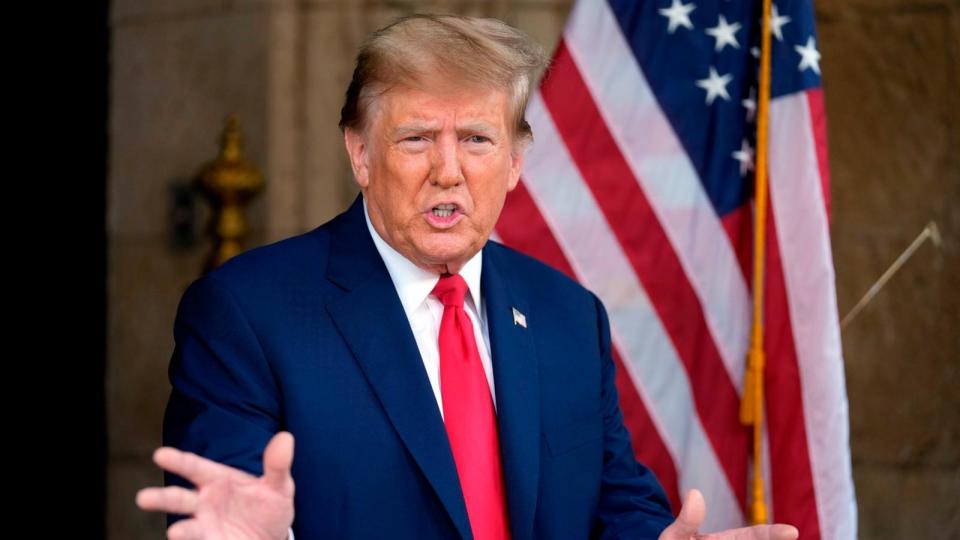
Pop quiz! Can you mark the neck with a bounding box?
[434,262,465,275]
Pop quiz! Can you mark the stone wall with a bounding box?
[821,1,960,537]
[107,0,958,537]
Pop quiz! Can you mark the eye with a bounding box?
[466,135,491,144]
[398,135,430,151]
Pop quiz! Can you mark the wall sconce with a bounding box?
[195,115,264,272]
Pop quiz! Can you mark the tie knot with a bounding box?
[431,273,469,308]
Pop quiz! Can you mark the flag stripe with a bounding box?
[565,0,753,390]
[496,183,682,512]
[521,94,744,531]
[496,182,577,281]
[720,204,755,286]
[540,41,749,513]
[770,92,856,539]
[761,192,822,539]
[610,349,683,514]
[806,89,832,223]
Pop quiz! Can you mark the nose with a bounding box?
[431,135,464,188]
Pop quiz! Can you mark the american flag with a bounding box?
[495,0,857,537]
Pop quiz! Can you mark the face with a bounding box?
[344,84,524,274]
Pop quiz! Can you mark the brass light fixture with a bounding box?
[196,115,264,272]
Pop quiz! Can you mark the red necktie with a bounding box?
[432,273,511,540]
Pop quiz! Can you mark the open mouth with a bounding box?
[425,203,463,228]
[431,203,457,218]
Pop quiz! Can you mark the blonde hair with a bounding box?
[339,14,548,145]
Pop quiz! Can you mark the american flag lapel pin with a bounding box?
[512,307,527,328]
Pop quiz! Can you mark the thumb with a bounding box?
[262,431,295,493]
[660,489,706,539]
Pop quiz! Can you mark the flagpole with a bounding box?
[740,0,774,526]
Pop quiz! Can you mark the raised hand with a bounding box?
[660,490,799,540]
[136,431,296,540]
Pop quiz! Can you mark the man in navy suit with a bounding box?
[137,14,798,540]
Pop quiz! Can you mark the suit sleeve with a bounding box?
[161,275,283,525]
[590,293,675,539]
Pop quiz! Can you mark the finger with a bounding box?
[660,489,706,539]
[262,431,295,493]
[166,517,205,540]
[700,523,799,540]
[772,524,799,540]
[152,446,253,486]
[135,486,199,515]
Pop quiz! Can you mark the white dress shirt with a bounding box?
[363,200,497,417]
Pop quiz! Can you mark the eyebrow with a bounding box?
[391,123,440,138]
[390,122,499,139]
[457,122,498,137]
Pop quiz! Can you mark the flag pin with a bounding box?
[512,307,527,328]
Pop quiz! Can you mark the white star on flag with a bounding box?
[696,67,733,105]
[732,139,755,176]
[795,36,822,74]
[770,4,791,41]
[705,15,741,52]
[742,87,757,121]
[659,0,696,34]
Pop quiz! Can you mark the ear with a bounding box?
[506,144,526,192]
[344,128,370,189]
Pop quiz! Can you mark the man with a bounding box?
[137,14,799,540]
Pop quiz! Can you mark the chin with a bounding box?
[416,234,480,267]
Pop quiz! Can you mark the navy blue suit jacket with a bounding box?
[163,196,673,539]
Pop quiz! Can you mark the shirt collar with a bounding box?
[363,198,483,317]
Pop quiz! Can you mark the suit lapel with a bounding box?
[324,198,472,540]
[482,244,542,540]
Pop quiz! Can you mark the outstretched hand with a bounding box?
[136,432,296,540]
[660,490,799,540]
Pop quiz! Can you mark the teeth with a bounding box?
[432,204,457,218]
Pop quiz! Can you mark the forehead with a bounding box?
[373,84,511,129]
